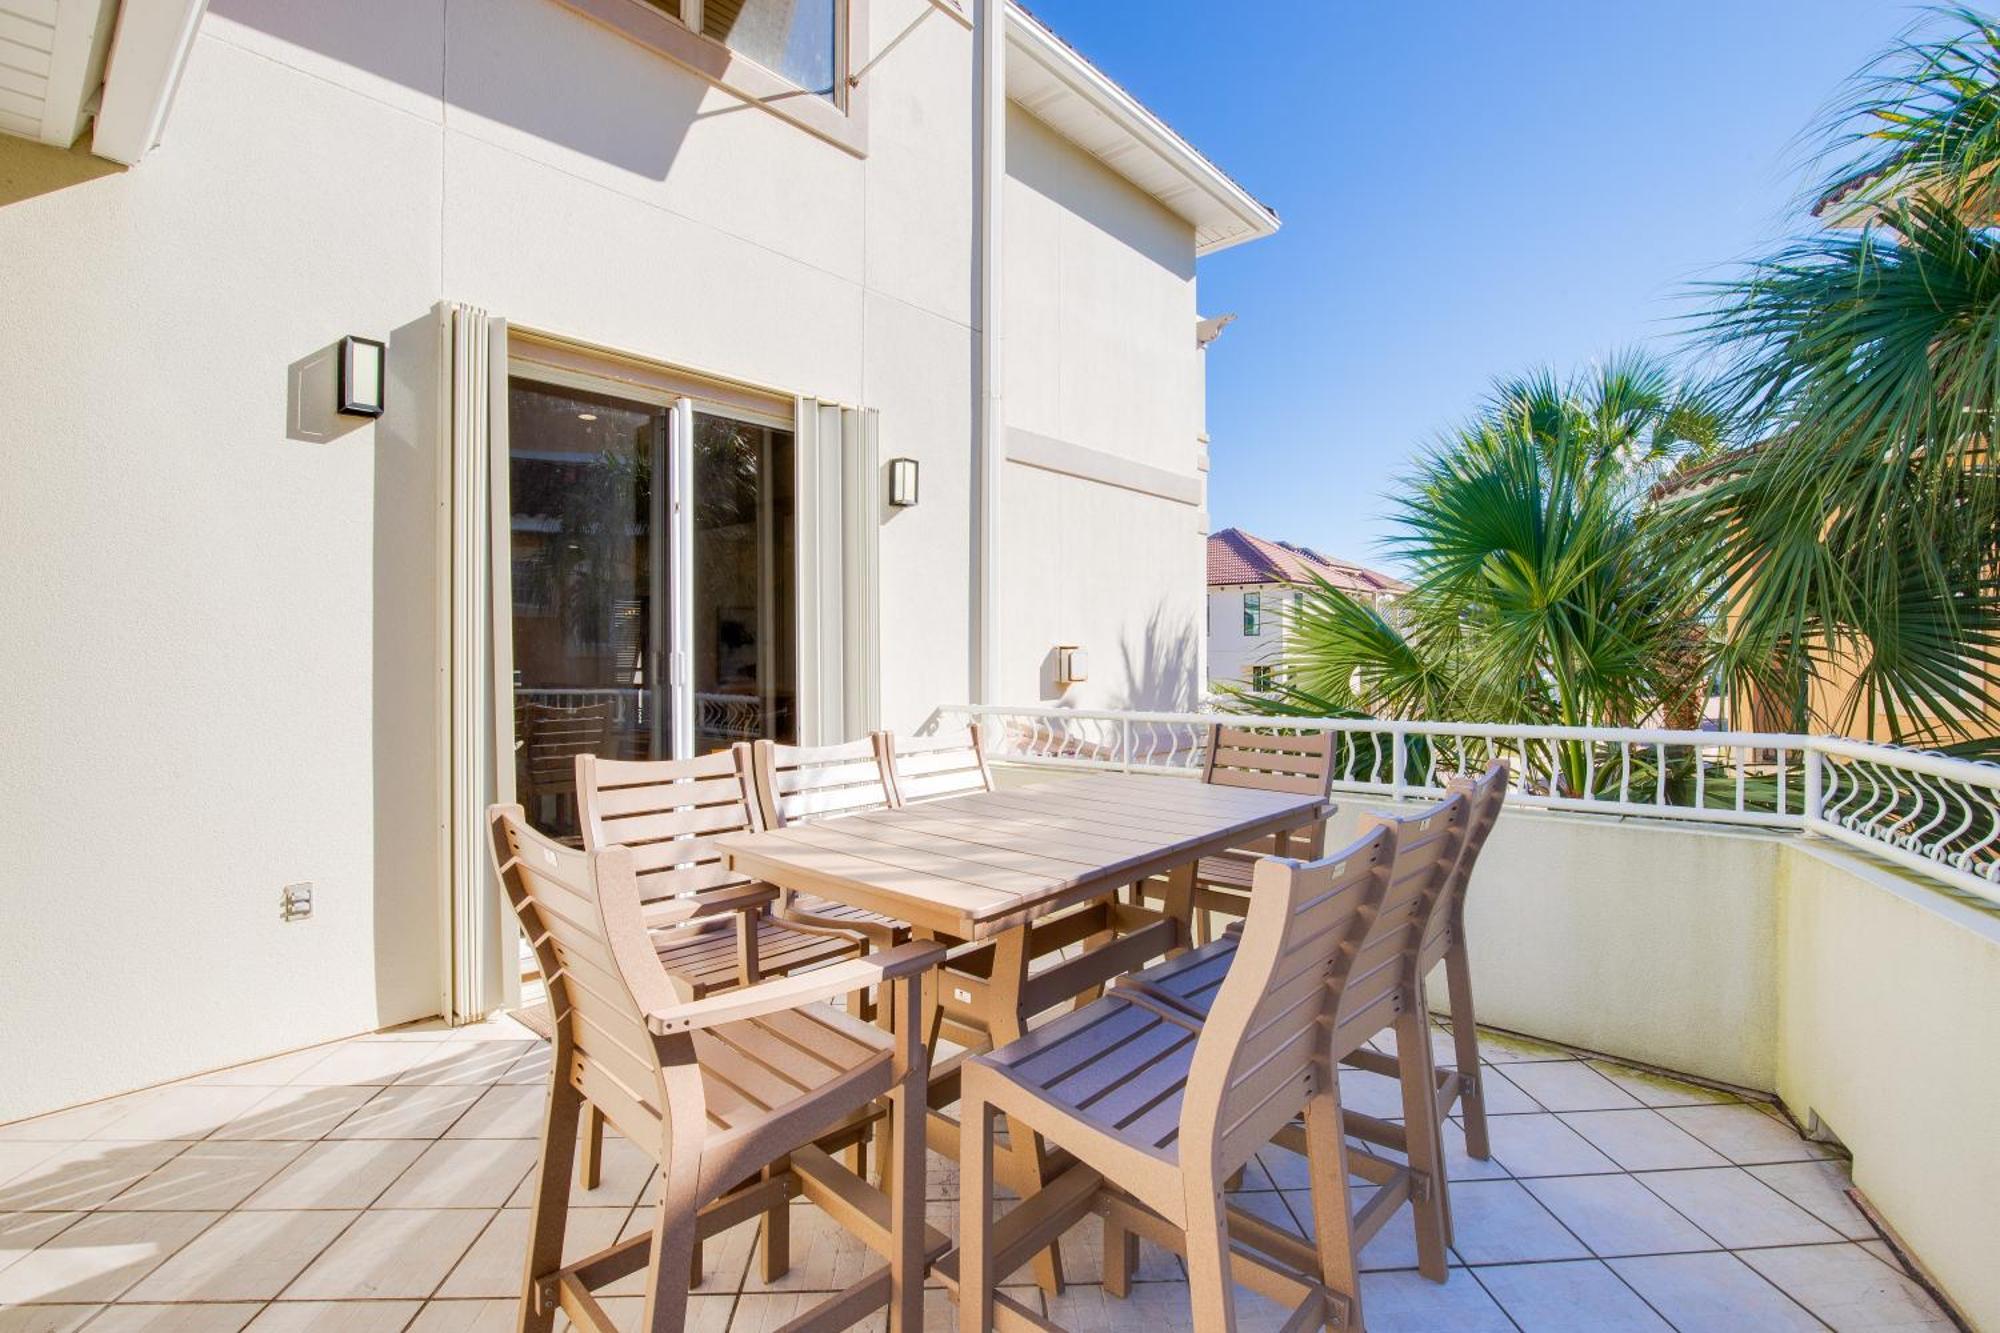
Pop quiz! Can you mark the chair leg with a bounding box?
[1446,938,1490,1160]
[519,1074,582,1333]
[1301,1087,1364,1332]
[1183,1189,1238,1333]
[577,1103,605,1191]
[638,1171,698,1333]
[960,1098,999,1333]
[759,1158,790,1283]
[1101,1211,1138,1298]
[1393,1010,1451,1281]
[889,977,926,1332]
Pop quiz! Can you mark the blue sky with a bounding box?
[1023,1,1918,572]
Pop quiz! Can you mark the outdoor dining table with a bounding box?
[716,770,1331,1292]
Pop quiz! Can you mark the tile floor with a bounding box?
[0,1017,1961,1331]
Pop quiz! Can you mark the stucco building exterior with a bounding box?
[0,0,1274,1120]
[1205,526,1405,691]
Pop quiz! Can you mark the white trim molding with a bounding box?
[90,0,206,163]
[1006,426,1203,506]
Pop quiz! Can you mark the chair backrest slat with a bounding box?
[881,725,994,804]
[576,747,762,907]
[752,738,895,827]
[1424,761,1509,965]
[1332,793,1470,1048]
[489,806,691,1157]
[1203,724,1335,856]
[1177,822,1399,1173]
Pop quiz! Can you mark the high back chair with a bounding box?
[489,807,943,1333]
[1107,790,1474,1307]
[517,700,614,838]
[949,821,1401,1332]
[573,747,866,1197]
[879,724,994,804]
[1345,760,1510,1161]
[751,738,911,953]
[1184,725,1338,941]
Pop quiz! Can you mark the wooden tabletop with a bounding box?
[716,772,1329,940]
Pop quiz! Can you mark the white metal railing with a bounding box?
[514,687,765,740]
[934,704,2000,907]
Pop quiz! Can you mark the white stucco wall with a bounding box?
[0,0,1235,1120]
[1000,106,1207,711]
[1207,582,1288,688]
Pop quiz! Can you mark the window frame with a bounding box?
[1242,590,1262,637]
[558,0,870,156]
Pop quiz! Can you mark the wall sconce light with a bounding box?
[337,335,386,418]
[1055,645,1089,686]
[888,456,920,507]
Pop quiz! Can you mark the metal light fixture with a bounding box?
[1055,645,1088,686]
[337,335,386,417]
[888,456,920,507]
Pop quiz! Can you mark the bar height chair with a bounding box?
[878,723,996,804]
[489,807,944,1333]
[947,820,1406,1332]
[751,737,912,955]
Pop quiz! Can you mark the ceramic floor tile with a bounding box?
[736,1201,885,1295]
[1522,1174,1718,1257]
[1467,1068,1544,1115]
[124,1209,357,1302]
[1557,1109,1730,1171]
[192,1049,342,1088]
[375,1140,536,1210]
[0,1307,99,1332]
[1483,1113,1621,1178]
[436,1207,628,1299]
[496,1050,552,1087]
[1438,1179,1590,1265]
[241,1301,422,1331]
[81,1304,264,1331]
[1748,1160,1877,1241]
[1658,1104,1832,1165]
[206,1086,379,1143]
[1738,1243,1954,1330]
[0,1098,148,1144]
[0,1141,188,1212]
[323,1085,484,1142]
[1635,1167,1843,1249]
[1335,1069,1408,1121]
[394,1043,538,1087]
[284,1207,491,1301]
[0,1143,65,1190]
[106,1141,307,1211]
[1474,1258,1672,1330]
[1358,1267,1516,1332]
[1585,1061,1739,1109]
[1495,1061,1645,1113]
[406,1299,517,1332]
[1610,1251,1826,1330]
[0,1211,83,1278]
[0,1209,218,1304]
[241,1139,428,1211]
[443,1085,543,1140]
[284,1043,433,1088]
[509,1136,654,1211]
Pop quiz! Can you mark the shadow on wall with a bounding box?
[209,0,707,182]
[1116,603,1200,711]
[0,133,123,208]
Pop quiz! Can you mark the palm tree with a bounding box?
[1676,6,2000,744]
[1236,352,1724,795]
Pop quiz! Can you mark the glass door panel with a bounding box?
[691,412,797,750]
[507,378,667,840]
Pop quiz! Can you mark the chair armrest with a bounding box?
[646,941,946,1034]
[642,882,779,930]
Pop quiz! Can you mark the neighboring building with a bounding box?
[1205,527,1406,690]
[0,0,1275,1120]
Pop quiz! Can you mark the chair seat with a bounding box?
[970,990,1203,1208]
[691,1002,895,1195]
[653,914,861,995]
[1118,938,1238,1018]
[788,894,908,937]
[1194,852,1257,890]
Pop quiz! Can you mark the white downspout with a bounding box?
[973,0,1005,704]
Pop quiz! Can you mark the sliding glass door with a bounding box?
[505,373,796,839]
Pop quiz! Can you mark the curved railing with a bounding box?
[932,704,2000,907]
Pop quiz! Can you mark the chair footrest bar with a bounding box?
[791,1144,951,1266]
[932,1163,1104,1295]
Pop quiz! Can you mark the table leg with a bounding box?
[984,924,1066,1296]
[1159,858,1198,957]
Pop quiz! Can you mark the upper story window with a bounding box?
[653,0,843,102]
[1242,591,1261,636]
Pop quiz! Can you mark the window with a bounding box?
[1243,591,1262,636]
[1249,665,1274,692]
[651,0,842,102]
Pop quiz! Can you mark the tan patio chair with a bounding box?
[573,747,867,1202]
[1104,790,1473,1305]
[751,737,911,953]
[489,807,943,1333]
[947,819,1406,1332]
[517,700,613,839]
[1343,760,1510,1161]
[1147,724,1337,941]
[879,723,994,804]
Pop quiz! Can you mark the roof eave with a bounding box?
[1004,4,1279,255]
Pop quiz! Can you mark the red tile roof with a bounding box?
[1206,528,1409,596]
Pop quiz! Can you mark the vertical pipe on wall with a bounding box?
[973,0,1005,704]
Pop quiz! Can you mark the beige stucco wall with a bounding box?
[1000,106,1208,711]
[0,0,1223,1121]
